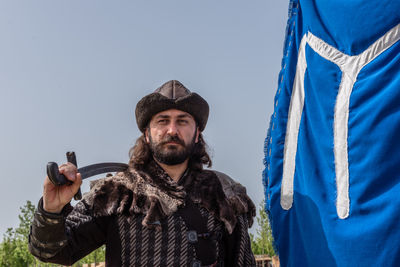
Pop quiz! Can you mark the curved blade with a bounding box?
[78,162,129,180]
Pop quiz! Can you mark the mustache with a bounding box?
[160,135,185,146]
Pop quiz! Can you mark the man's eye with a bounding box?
[158,119,167,124]
[178,120,188,124]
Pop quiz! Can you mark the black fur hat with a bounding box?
[135,80,209,132]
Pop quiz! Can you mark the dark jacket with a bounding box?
[29,161,256,266]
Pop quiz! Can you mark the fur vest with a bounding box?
[85,160,255,234]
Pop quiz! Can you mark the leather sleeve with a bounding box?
[28,198,70,259]
[28,198,109,265]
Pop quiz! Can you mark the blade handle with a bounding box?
[46,162,69,186]
[66,151,82,200]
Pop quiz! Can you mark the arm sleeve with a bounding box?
[28,197,109,266]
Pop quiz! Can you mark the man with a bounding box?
[28,80,256,267]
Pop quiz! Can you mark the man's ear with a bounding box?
[195,127,200,143]
[145,128,150,143]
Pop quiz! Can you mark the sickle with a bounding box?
[46,152,128,199]
[47,162,129,186]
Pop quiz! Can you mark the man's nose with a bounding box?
[167,122,178,135]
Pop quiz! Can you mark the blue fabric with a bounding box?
[263,1,400,266]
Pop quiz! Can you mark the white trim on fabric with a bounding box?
[281,37,308,210]
[281,23,400,219]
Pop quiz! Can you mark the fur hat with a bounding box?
[135,80,209,132]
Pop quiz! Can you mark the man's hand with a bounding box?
[43,162,82,213]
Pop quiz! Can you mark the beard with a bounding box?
[149,133,196,165]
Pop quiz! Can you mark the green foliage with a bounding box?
[0,200,105,267]
[0,200,39,267]
[75,245,105,265]
[250,201,276,256]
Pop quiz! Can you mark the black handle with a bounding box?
[46,162,69,186]
[66,151,82,200]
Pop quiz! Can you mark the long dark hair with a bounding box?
[129,133,212,171]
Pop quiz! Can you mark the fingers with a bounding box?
[59,162,78,182]
[71,172,83,192]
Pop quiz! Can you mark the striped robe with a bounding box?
[29,163,256,267]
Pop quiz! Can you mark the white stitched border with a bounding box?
[281,23,400,219]
[281,36,308,210]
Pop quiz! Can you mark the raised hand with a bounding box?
[43,162,82,213]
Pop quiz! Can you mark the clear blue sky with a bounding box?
[0,1,288,236]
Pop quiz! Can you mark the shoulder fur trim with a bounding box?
[212,171,256,228]
[83,169,185,230]
[181,169,255,234]
[82,167,255,234]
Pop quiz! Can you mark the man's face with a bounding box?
[145,109,199,165]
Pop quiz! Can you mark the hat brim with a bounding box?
[135,92,209,132]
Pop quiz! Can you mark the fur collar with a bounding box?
[83,161,255,234]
